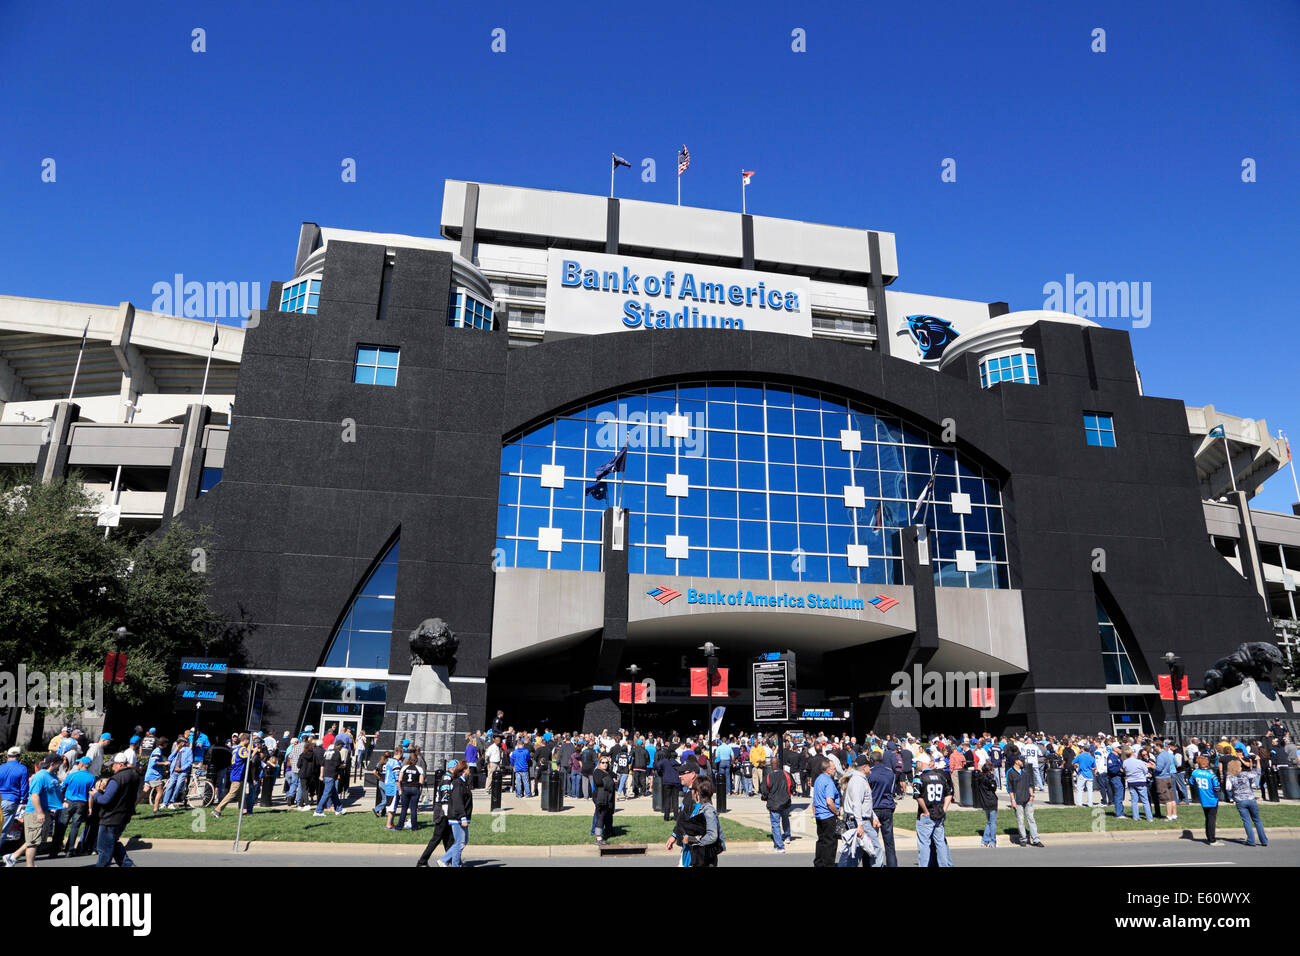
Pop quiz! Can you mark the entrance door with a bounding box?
[323,717,362,791]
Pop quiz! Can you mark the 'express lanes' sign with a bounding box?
[545,249,812,338]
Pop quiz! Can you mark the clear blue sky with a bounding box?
[2,1,1298,510]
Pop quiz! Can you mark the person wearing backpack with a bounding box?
[760,754,794,852]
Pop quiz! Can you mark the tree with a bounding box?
[0,474,233,746]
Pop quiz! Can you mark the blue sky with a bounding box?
[2,1,1298,510]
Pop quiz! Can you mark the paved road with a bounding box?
[25,835,1299,868]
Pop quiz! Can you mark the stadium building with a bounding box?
[3,180,1298,756]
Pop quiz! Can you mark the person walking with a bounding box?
[510,738,532,799]
[485,735,502,792]
[811,756,841,868]
[866,750,898,866]
[1072,745,1096,808]
[1226,756,1268,848]
[759,754,793,853]
[415,764,456,866]
[296,739,320,810]
[1190,754,1222,846]
[1007,756,1044,848]
[975,761,1000,848]
[837,756,877,867]
[1105,744,1126,817]
[91,752,140,867]
[671,776,723,866]
[436,761,473,867]
[211,733,251,819]
[315,744,345,817]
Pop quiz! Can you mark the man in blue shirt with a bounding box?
[211,733,250,819]
[1153,741,1178,822]
[162,737,193,809]
[714,739,735,796]
[0,747,30,845]
[57,756,96,855]
[4,754,63,867]
[510,741,532,798]
[1071,749,1096,807]
[811,757,841,868]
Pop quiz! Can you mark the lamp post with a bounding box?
[626,664,640,734]
[1164,652,1185,753]
[700,642,719,772]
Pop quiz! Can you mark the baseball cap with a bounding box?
[99,732,111,740]
[677,756,701,776]
[130,735,140,744]
[112,752,130,764]
[401,739,411,747]
[5,746,19,756]
[78,756,92,764]
[853,755,870,767]
[148,728,157,734]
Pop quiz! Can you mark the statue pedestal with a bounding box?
[406,664,452,705]
[1181,678,1285,716]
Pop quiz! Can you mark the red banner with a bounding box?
[969,686,995,709]
[1157,675,1172,700]
[689,668,708,697]
[114,651,128,684]
[104,651,130,684]
[619,682,632,703]
[634,682,648,704]
[711,667,729,697]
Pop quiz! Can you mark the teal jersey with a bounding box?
[1190,767,1220,807]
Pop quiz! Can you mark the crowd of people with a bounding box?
[1,711,1293,868]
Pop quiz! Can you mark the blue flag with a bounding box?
[593,446,627,481]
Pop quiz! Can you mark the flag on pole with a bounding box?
[677,145,691,175]
[741,170,755,185]
[612,153,631,170]
[1208,425,1226,439]
[586,445,627,497]
[910,455,937,523]
[211,319,220,347]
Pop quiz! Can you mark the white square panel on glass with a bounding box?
[664,413,691,439]
[843,485,865,509]
[846,544,870,567]
[949,492,971,515]
[666,473,690,497]
[665,534,690,559]
[539,464,565,489]
[538,527,563,552]
[955,549,977,573]
[839,429,862,452]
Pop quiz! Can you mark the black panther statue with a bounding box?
[408,618,458,671]
[1203,642,1283,695]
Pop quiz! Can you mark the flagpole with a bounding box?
[741,171,746,215]
[68,317,90,401]
[200,318,218,402]
[677,168,681,206]
[610,155,615,199]
[1283,430,1300,504]
[1220,425,1237,493]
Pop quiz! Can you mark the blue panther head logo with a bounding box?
[897,314,958,361]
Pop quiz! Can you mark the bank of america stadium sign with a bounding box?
[650,586,900,613]
[546,249,812,338]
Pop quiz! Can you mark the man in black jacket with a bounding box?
[91,753,140,867]
[665,756,701,851]
[656,747,681,821]
[759,755,792,852]
[592,754,618,845]
[867,752,898,866]
[631,739,650,797]
[1007,756,1044,847]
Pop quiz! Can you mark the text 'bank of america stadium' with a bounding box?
[2,179,1297,755]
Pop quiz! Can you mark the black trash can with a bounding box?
[1280,767,1300,800]
[652,775,663,813]
[956,769,974,807]
[489,770,502,811]
[716,772,728,813]
[541,769,564,811]
[1046,768,1066,804]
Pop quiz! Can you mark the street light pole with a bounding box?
[626,664,640,735]
[700,642,719,774]
[1164,652,1185,753]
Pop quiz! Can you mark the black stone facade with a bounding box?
[176,240,1275,738]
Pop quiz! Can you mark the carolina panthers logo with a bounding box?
[897,314,958,361]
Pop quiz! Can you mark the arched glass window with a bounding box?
[321,539,399,670]
[496,382,1009,588]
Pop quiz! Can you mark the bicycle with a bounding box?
[186,763,215,808]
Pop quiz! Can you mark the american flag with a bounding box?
[678,145,690,175]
